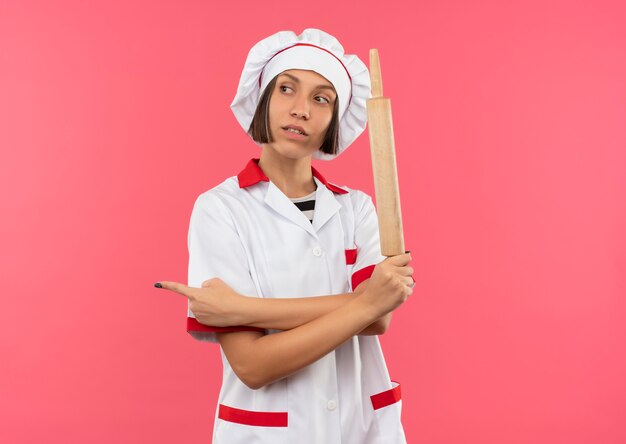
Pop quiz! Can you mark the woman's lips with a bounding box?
[281,126,308,139]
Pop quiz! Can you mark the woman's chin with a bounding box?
[264,142,318,160]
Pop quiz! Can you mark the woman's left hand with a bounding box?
[155,278,245,327]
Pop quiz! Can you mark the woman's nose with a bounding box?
[290,96,310,120]
[291,109,309,119]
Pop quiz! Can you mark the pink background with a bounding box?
[1,0,625,442]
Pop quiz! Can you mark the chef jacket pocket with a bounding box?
[345,247,357,265]
[345,247,357,291]
[371,381,401,411]
[218,404,288,427]
[370,381,405,440]
[214,404,288,443]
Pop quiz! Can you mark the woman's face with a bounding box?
[265,69,337,160]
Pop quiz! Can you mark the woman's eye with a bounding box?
[315,96,330,104]
[280,85,293,93]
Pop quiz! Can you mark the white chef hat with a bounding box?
[230,28,371,160]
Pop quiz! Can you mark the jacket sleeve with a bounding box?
[187,191,264,343]
[350,191,387,291]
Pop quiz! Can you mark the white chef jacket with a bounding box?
[187,158,406,444]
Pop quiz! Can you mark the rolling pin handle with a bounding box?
[370,49,383,97]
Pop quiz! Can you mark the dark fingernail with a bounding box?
[154,282,162,288]
[405,250,411,254]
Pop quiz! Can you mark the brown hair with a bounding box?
[248,75,340,156]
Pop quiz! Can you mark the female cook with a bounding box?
[157,28,414,443]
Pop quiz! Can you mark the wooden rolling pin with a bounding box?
[367,49,405,257]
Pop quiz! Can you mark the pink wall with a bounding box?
[1,0,625,442]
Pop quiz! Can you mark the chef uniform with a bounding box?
[186,29,407,444]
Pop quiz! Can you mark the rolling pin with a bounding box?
[367,49,405,257]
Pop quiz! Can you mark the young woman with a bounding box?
[157,29,414,443]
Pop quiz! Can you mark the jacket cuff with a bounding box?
[187,317,265,334]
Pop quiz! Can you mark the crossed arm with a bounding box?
[200,278,390,334]
[216,281,388,390]
[158,253,413,390]
[238,290,393,334]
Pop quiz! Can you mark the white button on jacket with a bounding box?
[187,159,406,444]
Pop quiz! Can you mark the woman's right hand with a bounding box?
[156,277,246,327]
[358,252,414,317]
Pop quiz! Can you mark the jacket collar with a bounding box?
[237,158,348,195]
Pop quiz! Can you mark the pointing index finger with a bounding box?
[155,281,195,299]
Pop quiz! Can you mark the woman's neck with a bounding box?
[258,147,317,198]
